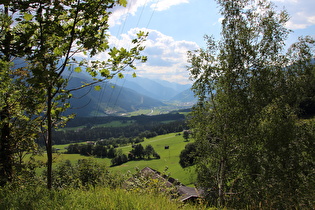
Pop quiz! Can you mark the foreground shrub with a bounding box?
[49,159,125,189]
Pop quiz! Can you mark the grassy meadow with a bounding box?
[14,134,205,210]
[91,120,135,128]
[45,133,196,186]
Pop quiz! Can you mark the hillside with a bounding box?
[169,88,196,104]
[65,76,167,116]
[62,72,197,116]
[12,59,196,116]
[115,76,191,101]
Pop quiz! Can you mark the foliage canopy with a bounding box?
[0,0,147,188]
[188,0,315,208]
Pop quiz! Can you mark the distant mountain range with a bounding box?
[11,58,196,117]
[64,72,196,117]
[170,88,197,103]
[113,76,191,101]
[12,58,315,117]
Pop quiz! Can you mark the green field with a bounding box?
[92,120,135,128]
[56,120,135,132]
[50,133,196,186]
[121,108,161,116]
[120,106,191,117]
[110,133,196,186]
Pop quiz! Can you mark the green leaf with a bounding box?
[118,72,124,79]
[94,85,101,91]
[53,47,62,55]
[141,56,147,62]
[119,0,127,7]
[132,72,137,78]
[100,69,110,77]
[137,31,144,38]
[74,67,82,73]
[24,13,33,21]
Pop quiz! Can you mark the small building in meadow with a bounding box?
[128,167,204,203]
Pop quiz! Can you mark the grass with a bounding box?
[123,109,155,116]
[0,186,210,210]
[56,125,86,132]
[122,106,189,116]
[56,120,135,132]
[46,133,196,186]
[110,133,196,186]
[92,120,135,128]
[53,143,77,153]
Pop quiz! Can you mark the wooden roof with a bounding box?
[140,167,203,202]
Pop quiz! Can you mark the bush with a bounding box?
[51,159,124,189]
[179,142,197,168]
[111,154,128,166]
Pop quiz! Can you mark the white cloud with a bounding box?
[81,28,198,84]
[150,0,189,12]
[272,0,315,30]
[108,0,189,27]
[272,0,298,3]
[286,12,315,30]
[217,17,223,24]
[108,0,148,26]
[108,28,198,84]
[140,29,198,84]
[216,1,315,30]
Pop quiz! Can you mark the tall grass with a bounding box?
[0,185,209,209]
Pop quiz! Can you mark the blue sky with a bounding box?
[104,0,315,84]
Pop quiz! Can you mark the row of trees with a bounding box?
[65,142,160,166]
[111,144,160,166]
[52,119,188,145]
[188,0,315,208]
[64,112,187,128]
[129,144,160,160]
[0,0,147,189]
[66,144,117,158]
[96,136,144,147]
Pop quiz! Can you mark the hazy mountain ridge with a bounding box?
[170,88,196,103]
[11,59,196,116]
[114,76,191,101]
[64,72,196,117]
[66,76,167,116]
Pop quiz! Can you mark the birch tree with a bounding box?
[188,0,315,208]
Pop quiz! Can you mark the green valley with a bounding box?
[51,133,196,186]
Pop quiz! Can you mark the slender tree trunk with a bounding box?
[218,133,228,207]
[218,157,226,207]
[0,104,13,186]
[46,88,53,189]
[0,0,14,186]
